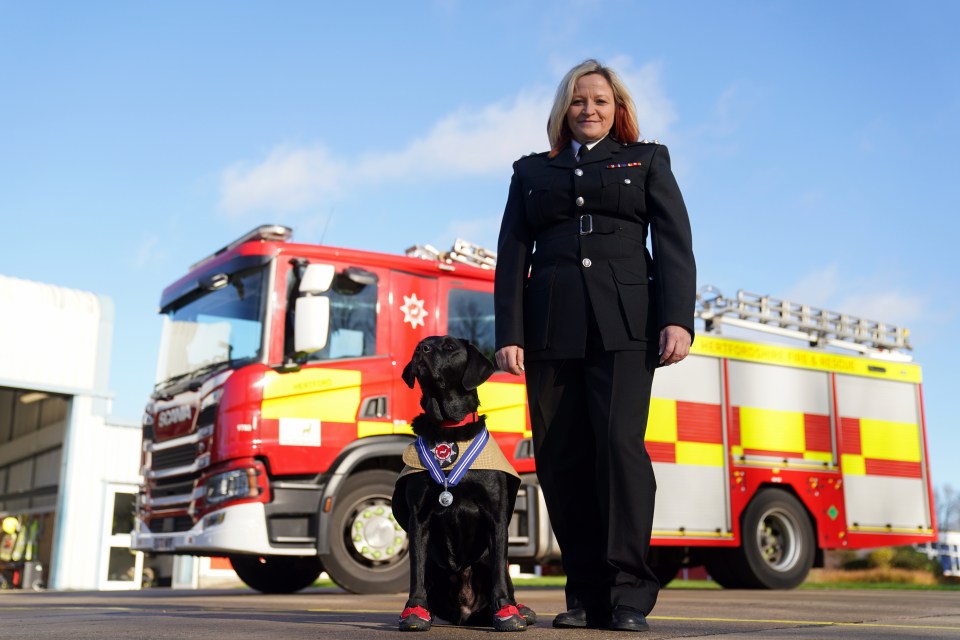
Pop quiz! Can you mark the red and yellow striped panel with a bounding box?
[840,417,922,478]
[729,406,832,463]
[646,399,723,466]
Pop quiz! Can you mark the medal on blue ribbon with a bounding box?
[415,428,490,507]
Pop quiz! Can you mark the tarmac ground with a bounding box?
[1,585,959,639]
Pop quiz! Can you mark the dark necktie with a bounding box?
[576,145,585,162]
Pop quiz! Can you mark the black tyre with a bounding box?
[319,469,409,594]
[230,555,323,594]
[703,548,750,588]
[707,489,814,589]
[739,489,814,588]
[647,546,684,586]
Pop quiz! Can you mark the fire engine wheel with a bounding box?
[647,546,684,586]
[320,469,409,594]
[229,555,323,594]
[707,489,814,589]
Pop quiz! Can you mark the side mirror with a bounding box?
[300,264,335,294]
[294,263,336,354]
[295,296,330,354]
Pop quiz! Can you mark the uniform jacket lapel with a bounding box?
[579,135,621,166]
[547,136,623,169]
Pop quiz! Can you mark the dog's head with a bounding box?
[401,336,495,432]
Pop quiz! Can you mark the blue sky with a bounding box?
[2,2,959,495]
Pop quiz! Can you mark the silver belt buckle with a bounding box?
[579,214,593,235]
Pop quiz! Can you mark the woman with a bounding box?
[494,59,696,632]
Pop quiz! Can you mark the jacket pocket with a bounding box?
[610,259,654,341]
[523,264,556,350]
[525,176,569,226]
[601,168,646,216]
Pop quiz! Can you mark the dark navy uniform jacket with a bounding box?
[494,135,696,360]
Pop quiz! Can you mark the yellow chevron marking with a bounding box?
[739,406,805,453]
[262,368,360,422]
[841,453,866,475]
[478,381,527,433]
[676,442,724,467]
[356,420,414,438]
[859,418,921,462]
[647,398,678,442]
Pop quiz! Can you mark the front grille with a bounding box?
[152,444,197,470]
[152,474,198,498]
[149,515,194,533]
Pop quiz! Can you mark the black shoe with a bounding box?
[609,606,650,632]
[552,607,587,628]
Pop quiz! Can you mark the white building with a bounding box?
[0,274,142,590]
[919,530,960,577]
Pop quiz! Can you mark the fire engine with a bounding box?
[132,224,937,593]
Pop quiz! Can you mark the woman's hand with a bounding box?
[495,345,525,375]
[659,325,691,366]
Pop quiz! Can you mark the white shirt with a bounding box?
[570,135,606,158]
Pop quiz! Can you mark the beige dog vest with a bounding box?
[399,435,520,479]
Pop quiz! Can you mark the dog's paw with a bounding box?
[516,603,537,626]
[492,604,527,632]
[399,605,432,632]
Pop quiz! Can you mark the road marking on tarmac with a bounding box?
[652,615,960,632]
[307,609,960,632]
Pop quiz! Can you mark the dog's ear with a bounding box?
[401,358,417,389]
[460,339,496,390]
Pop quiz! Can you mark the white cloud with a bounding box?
[438,214,504,251]
[781,264,926,329]
[218,58,676,217]
[608,57,676,140]
[220,144,345,215]
[834,290,926,327]
[780,266,842,307]
[133,234,163,270]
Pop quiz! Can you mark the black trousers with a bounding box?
[525,338,659,617]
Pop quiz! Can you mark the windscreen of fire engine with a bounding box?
[155,267,267,386]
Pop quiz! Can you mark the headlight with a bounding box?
[200,387,223,412]
[204,468,259,505]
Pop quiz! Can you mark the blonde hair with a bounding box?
[546,59,640,157]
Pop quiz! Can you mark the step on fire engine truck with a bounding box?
[132,225,936,593]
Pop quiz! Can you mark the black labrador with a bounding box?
[392,335,535,632]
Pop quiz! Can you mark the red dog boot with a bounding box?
[516,603,537,626]
[399,605,432,632]
[492,604,527,632]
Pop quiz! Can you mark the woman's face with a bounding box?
[566,73,616,144]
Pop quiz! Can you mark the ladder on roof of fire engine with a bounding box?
[696,285,912,359]
[405,239,497,270]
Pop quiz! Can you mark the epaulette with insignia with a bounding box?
[638,138,661,145]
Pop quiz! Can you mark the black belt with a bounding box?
[537,214,646,243]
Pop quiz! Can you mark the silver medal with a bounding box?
[439,490,454,507]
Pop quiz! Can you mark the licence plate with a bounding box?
[153,537,176,551]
